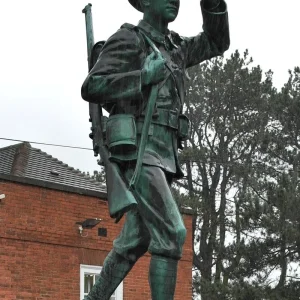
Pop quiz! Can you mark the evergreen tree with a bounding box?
[177,50,275,299]
[248,66,300,299]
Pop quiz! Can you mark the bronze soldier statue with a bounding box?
[81,0,230,299]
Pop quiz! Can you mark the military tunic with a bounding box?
[81,0,230,260]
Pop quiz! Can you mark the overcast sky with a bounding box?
[1,0,299,174]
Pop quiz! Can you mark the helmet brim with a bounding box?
[128,0,143,12]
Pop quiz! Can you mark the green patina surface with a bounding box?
[81,0,230,299]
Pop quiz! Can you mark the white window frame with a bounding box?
[80,264,123,300]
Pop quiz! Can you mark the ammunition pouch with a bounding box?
[178,114,190,141]
[106,114,137,155]
[141,108,190,140]
[136,121,154,136]
[151,109,178,130]
[105,111,190,157]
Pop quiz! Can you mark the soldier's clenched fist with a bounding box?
[141,52,167,86]
[201,0,220,10]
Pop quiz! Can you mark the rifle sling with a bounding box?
[129,32,163,189]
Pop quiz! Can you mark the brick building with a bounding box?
[0,142,193,300]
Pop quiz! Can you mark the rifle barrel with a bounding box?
[82,3,95,71]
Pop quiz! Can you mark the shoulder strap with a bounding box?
[120,23,150,56]
[138,30,162,58]
[170,30,184,45]
[120,22,135,30]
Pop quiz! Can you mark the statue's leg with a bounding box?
[149,255,178,300]
[87,210,150,300]
[124,165,187,300]
[85,249,133,300]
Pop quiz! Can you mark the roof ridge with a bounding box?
[30,145,103,186]
[0,142,31,152]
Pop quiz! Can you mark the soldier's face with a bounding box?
[148,0,180,23]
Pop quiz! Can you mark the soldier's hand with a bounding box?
[201,0,220,10]
[141,52,167,86]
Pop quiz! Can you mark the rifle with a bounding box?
[82,4,137,222]
[82,4,103,159]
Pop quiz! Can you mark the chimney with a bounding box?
[11,142,31,177]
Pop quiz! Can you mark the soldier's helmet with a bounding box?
[128,0,143,12]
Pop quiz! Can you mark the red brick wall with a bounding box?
[0,180,192,300]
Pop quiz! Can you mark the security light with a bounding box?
[76,218,102,229]
[76,218,102,237]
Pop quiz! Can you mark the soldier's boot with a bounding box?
[149,255,178,300]
[86,250,135,300]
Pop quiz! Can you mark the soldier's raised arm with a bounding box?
[181,0,230,68]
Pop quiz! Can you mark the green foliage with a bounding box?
[89,168,106,184]
[175,50,300,299]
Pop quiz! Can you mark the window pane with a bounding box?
[84,274,94,294]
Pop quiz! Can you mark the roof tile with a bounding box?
[0,142,106,194]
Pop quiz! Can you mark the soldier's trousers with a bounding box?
[113,164,187,262]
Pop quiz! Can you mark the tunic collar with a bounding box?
[137,20,178,49]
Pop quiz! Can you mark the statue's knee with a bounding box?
[127,244,148,263]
